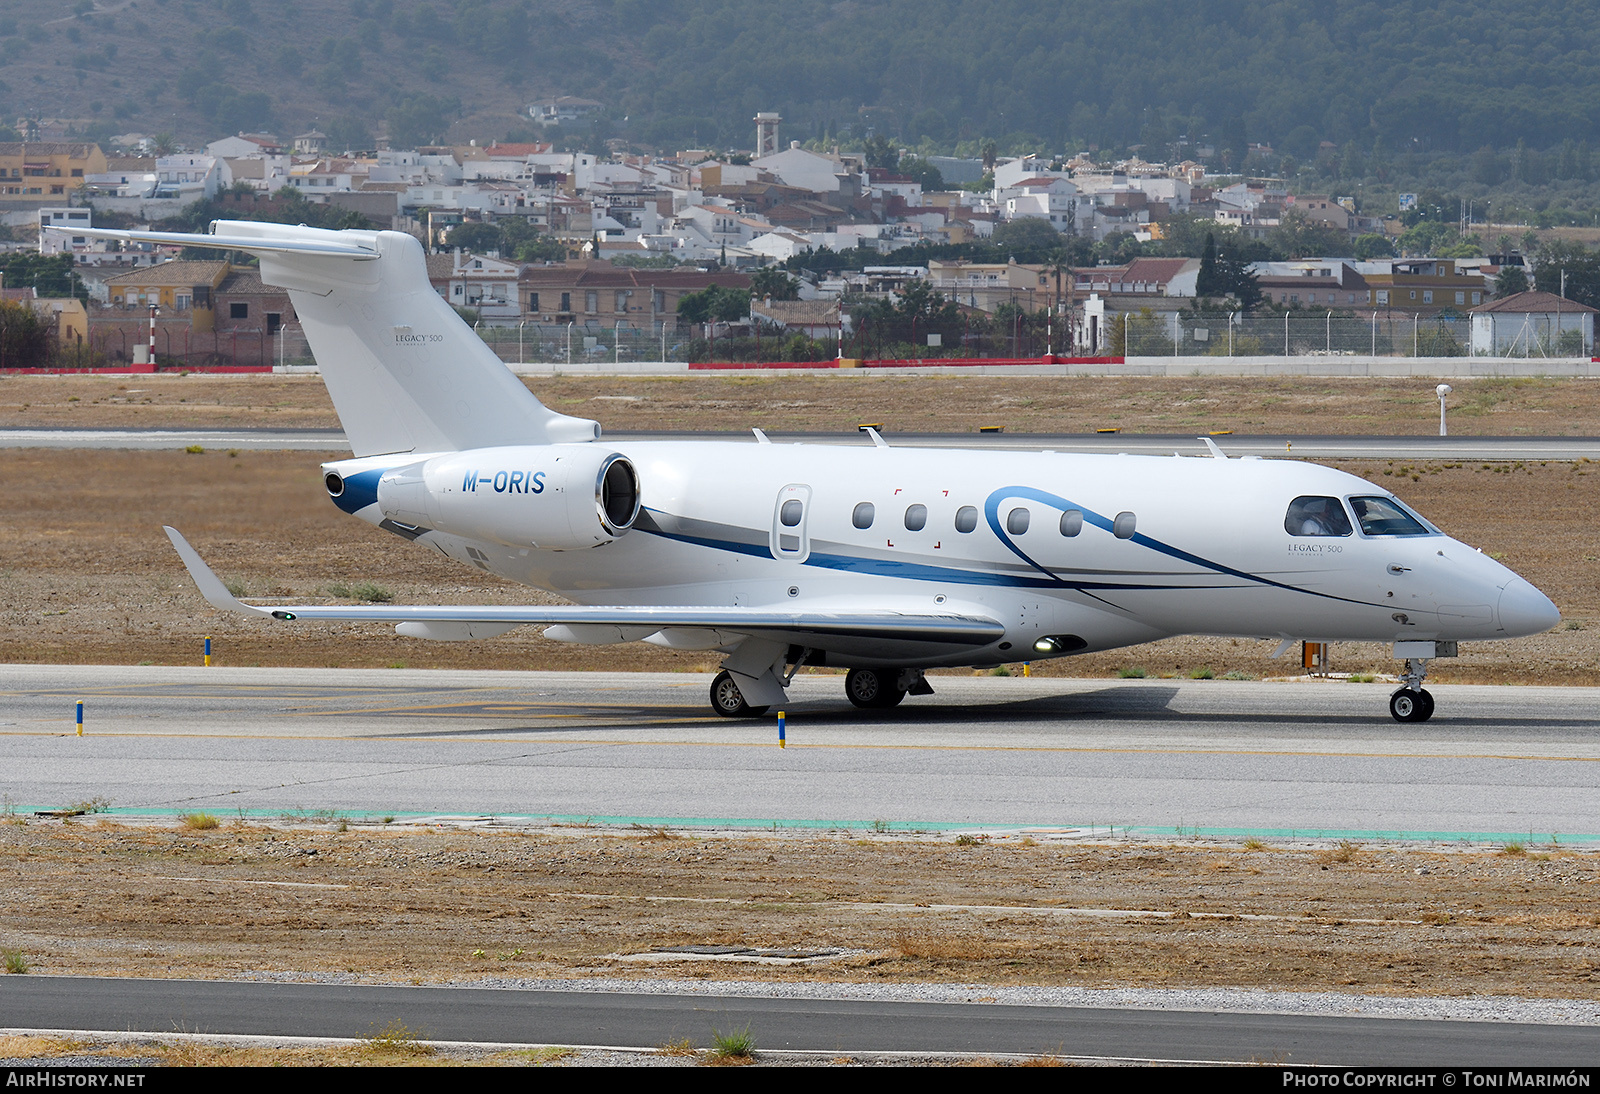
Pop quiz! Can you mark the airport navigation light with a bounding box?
[1436,383,1453,436]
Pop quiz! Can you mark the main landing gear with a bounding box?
[1389,653,1434,723]
[709,666,935,717]
[845,668,933,710]
[709,670,769,718]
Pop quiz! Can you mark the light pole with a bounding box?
[1436,383,1452,436]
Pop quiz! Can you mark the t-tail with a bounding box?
[62,220,599,456]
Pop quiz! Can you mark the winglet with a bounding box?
[163,527,274,618]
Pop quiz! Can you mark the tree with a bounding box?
[862,134,898,172]
[1267,210,1353,259]
[991,217,1063,262]
[1195,232,1221,296]
[325,115,373,153]
[0,253,87,303]
[1354,233,1396,260]
[897,156,944,192]
[749,267,799,300]
[1210,245,1262,310]
[1531,241,1600,310]
[445,221,503,254]
[0,299,54,368]
[1107,307,1170,356]
[677,284,750,325]
[1494,264,1529,297]
[388,93,456,148]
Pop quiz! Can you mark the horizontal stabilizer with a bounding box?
[63,226,378,258]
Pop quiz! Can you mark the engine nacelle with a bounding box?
[371,445,640,550]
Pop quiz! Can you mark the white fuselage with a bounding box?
[334,441,1553,669]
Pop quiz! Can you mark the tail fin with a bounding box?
[66,220,598,456]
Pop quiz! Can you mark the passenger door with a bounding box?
[770,484,812,563]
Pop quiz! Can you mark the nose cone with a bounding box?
[1498,578,1561,637]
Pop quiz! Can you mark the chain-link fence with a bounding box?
[475,322,696,365]
[82,323,315,370]
[1106,310,1593,359]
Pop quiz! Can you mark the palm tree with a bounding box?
[1043,248,1074,353]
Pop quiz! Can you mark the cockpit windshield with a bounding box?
[1284,495,1354,537]
[1349,495,1435,536]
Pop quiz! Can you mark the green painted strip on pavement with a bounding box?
[27,807,1600,845]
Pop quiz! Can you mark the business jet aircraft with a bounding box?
[63,221,1560,723]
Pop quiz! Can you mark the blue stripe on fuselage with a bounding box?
[636,507,1262,596]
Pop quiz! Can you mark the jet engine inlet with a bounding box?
[597,454,641,535]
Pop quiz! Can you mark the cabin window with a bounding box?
[1059,509,1083,537]
[1349,496,1433,537]
[954,505,978,533]
[1006,507,1030,535]
[779,500,803,527]
[903,504,927,531]
[1113,511,1137,539]
[852,502,875,529]
[1285,496,1353,537]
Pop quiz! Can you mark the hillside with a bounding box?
[4,1,1600,200]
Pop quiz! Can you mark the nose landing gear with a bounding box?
[1389,653,1434,723]
[1389,685,1434,722]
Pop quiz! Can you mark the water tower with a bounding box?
[754,112,781,158]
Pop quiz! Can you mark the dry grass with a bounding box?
[361,1021,436,1059]
[5,816,1600,1000]
[890,930,1001,962]
[1314,841,1363,865]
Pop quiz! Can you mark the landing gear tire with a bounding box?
[845,668,906,709]
[1389,687,1434,723]
[710,670,769,718]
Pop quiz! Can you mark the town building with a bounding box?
[0,143,106,206]
[519,261,750,329]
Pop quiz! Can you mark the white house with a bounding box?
[751,144,847,194]
[154,154,222,201]
[445,251,522,323]
[1470,291,1596,356]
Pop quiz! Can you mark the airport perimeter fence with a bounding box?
[75,323,317,371]
[27,314,1594,373]
[1113,311,1591,359]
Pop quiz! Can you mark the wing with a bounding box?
[164,528,1004,656]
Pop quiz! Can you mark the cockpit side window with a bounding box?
[1285,495,1354,537]
[1349,495,1433,537]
